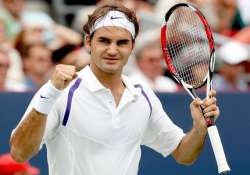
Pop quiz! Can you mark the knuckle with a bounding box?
[213,111,218,117]
[211,89,216,95]
[212,97,217,104]
[209,90,216,98]
[211,104,217,110]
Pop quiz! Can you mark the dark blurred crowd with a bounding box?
[0,0,249,94]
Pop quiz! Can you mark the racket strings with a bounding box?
[166,7,210,87]
[179,10,208,85]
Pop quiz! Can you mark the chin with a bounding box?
[102,65,122,74]
[103,68,119,74]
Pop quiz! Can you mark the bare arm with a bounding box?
[10,65,77,162]
[172,90,219,165]
[10,110,47,162]
[172,119,207,165]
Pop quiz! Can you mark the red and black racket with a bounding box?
[160,3,230,174]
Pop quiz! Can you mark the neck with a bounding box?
[90,65,124,91]
[90,65,125,106]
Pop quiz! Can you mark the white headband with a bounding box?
[90,10,136,39]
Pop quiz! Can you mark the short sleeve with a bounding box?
[141,87,185,157]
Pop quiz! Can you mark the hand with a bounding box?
[203,90,220,124]
[190,90,220,128]
[51,64,77,90]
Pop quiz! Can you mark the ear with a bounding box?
[85,35,91,50]
[132,40,135,49]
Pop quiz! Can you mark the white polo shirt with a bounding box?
[19,65,185,175]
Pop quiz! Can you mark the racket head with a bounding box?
[161,3,215,89]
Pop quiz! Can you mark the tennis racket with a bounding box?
[160,3,230,174]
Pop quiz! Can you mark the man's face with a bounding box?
[86,26,133,75]
[25,45,52,76]
[137,47,164,80]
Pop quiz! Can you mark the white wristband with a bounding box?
[34,81,62,115]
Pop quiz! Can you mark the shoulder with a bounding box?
[123,74,161,106]
[123,74,154,94]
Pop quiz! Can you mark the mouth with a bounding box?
[103,57,120,64]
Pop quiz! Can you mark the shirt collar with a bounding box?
[78,65,106,92]
[78,65,139,97]
[121,75,139,98]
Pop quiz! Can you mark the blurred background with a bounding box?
[0,0,249,175]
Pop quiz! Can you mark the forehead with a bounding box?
[93,26,132,41]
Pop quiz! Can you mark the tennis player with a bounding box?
[10,2,220,175]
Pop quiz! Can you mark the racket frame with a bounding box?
[160,3,230,174]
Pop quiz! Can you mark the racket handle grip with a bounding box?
[207,125,230,174]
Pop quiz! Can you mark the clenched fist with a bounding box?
[51,64,77,90]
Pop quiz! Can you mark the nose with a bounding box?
[107,43,118,56]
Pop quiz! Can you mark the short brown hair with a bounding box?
[83,2,139,40]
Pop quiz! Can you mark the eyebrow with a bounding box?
[97,36,130,43]
[98,36,110,40]
[117,39,130,43]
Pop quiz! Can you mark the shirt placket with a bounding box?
[105,89,121,128]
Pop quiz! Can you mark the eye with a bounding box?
[98,37,110,44]
[117,40,129,46]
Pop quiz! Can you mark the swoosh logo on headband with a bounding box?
[110,16,123,20]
